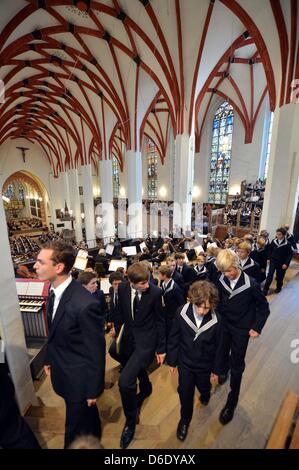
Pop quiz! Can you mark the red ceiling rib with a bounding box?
[270,0,289,107]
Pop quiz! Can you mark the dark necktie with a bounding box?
[133,291,141,319]
[47,290,55,329]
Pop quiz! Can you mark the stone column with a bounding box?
[0,194,37,413]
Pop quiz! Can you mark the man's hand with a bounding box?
[282,264,288,270]
[169,367,176,373]
[87,399,97,407]
[249,329,259,338]
[44,365,51,376]
[156,353,166,365]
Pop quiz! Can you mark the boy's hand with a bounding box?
[169,367,176,373]
[282,264,288,270]
[249,329,259,338]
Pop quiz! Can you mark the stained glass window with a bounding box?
[208,102,234,205]
[112,156,120,198]
[264,112,273,180]
[147,139,158,199]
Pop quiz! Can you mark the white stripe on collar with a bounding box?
[239,258,255,271]
[219,272,251,298]
[274,238,288,248]
[194,265,207,275]
[180,303,218,341]
[163,279,175,295]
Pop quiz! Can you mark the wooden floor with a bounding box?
[27,261,299,449]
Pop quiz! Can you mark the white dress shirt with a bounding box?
[50,275,72,320]
[229,272,241,290]
[131,286,142,319]
[192,305,205,329]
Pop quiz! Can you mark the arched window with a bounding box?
[112,156,120,198]
[264,111,274,180]
[147,139,158,199]
[209,102,234,204]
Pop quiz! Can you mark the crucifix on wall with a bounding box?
[16,147,29,163]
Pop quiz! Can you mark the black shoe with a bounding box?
[200,394,210,406]
[120,425,135,449]
[219,405,235,425]
[176,420,189,441]
[274,288,281,293]
[218,374,228,385]
[137,382,152,407]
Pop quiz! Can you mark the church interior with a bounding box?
[0,0,299,451]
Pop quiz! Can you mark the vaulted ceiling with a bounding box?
[0,0,298,175]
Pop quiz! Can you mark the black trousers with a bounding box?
[0,399,40,449]
[215,324,250,408]
[64,400,101,448]
[178,366,211,424]
[0,365,40,449]
[264,261,287,291]
[118,348,154,428]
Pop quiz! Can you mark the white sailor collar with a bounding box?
[162,278,175,295]
[239,258,255,271]
[219,272,251,298]
[180,303,218,341]
[274,238,288,248]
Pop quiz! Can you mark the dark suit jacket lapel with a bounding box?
[48,280,76,340]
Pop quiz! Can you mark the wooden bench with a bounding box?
[266,390,299,449]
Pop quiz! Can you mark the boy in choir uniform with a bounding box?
[237,241,261,283]
[165,256,185,293]
[167,281,222,441]
[193,254,208,282]
[284,224,297,250]
[259,230,271,259]
[263,227,293,295]
[158,265,185,342]
[251,237,268,283]
[215,249,270,424]
[205,246,221,285]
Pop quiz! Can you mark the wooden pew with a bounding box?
[266,390,299,449]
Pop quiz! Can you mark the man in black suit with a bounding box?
[34,240,105,448]
[113,262,166,449]
[0,360,40,449]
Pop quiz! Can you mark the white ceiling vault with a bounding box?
[0,0,298,175]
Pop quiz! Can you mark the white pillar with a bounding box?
[82,164,96,248]
[126,150,143,238]
[173,133,195,233]
[260,104,299,238]
[47,173,59,231]
[68,169,83,242]
[0,195,37,413]
[99,159,115,242]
